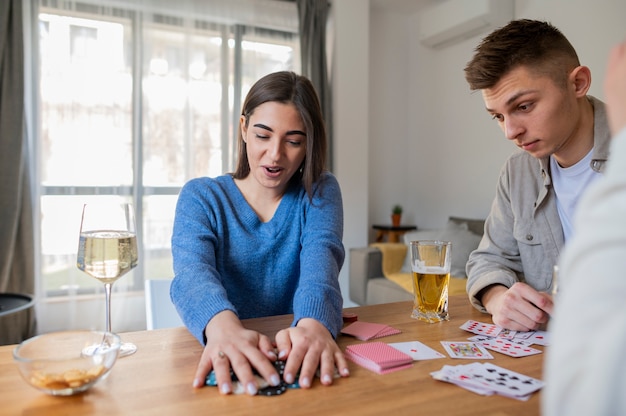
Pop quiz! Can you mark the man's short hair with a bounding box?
[464,19,580,90]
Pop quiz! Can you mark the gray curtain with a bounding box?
[0,0,36,345]
[296,0,333,170]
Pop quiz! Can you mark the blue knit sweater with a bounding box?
[171,172,345,344]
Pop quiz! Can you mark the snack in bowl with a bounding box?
[13,330,121,396]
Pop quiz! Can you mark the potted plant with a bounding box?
[391,205,402,227]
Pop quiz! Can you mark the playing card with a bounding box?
[526,330,550,346]
[511,330,535,340]
[464,362,544,397]
[440,341,493,359]
[459,320,503,337]
[467,335,533,346]
[345,342,413,374]
[341,321,401,341]
[478,338,542,357]
[388,341,445,360]
[497,328,518,340]
[430,364,495,396]
[431,363,543,401]
[466,335,493,343]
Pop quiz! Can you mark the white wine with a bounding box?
[77,230,138,283]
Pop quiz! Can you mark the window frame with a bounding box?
[35,1,300,297]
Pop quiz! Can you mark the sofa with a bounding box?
[349,216,485,305]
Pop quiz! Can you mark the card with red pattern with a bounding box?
[345,342,413,374]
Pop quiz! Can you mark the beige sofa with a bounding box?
[349,217,485,305]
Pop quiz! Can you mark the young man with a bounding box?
[463,19,611,331]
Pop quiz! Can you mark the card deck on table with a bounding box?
[431,362,544,400]
[345,342,413,374]
[340,321,401,341]
[478,338,542,357]
[461,320,550,347]
[440,341,494,359]
[466,362,544,398]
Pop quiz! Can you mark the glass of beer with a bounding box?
[409,240,451,323]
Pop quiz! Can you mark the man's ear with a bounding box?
[569,65,592,97]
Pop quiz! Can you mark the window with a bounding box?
[37,1,300,296]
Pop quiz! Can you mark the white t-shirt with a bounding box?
[550,149,601,241]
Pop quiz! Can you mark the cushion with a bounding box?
[400,220,483,278]
[369,243,407,276]
[448,216,485,236]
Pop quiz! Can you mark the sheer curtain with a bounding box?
[0,0,36,345]
[29,0,301,334]
[297,0,333,169]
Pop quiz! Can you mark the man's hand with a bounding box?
[481,282,554,331]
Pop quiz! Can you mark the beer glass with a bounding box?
[410,240,451,323]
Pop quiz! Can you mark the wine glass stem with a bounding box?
[104,282,113,333]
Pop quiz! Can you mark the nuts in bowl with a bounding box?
[13,330,121,396]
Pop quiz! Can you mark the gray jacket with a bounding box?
[466,96,611,312]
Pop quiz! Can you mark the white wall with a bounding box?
[331,0,369,307]
[334,0,626,305]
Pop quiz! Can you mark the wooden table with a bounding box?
[372,224,417,242]
[0,295,544,415]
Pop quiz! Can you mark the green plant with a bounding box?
[392,205,403,215]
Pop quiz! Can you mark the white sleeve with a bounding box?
[543,127,626,415]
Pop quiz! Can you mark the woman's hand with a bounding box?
[193,310,280,395]
[274,318,350,388]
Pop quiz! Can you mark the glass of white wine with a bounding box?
[77,202,138,357]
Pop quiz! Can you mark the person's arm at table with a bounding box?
[275,173,349,388]
[467,173,554,331]
[543,40,626,416]
[172,179,280,395]
[192,311,280,395]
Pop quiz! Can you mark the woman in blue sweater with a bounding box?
[171,71,348,395]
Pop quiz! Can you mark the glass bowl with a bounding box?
[13,330,121,396]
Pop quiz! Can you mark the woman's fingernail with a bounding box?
[341,367,350,376]
[220,383,231,394]
[246,382,258,396]
[270,374,281,386]
[300,377,310,388]
[284,372,294,384]
[322,374,332,384]
[193,378,202,388]
[278,350,287,359]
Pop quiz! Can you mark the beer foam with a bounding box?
[411,260,448,274]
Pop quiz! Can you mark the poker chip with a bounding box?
[205,360,300,395]
[273,360,286,373]
[342,312,358,323]
[205,368,237,386]
[257,383,288,396]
